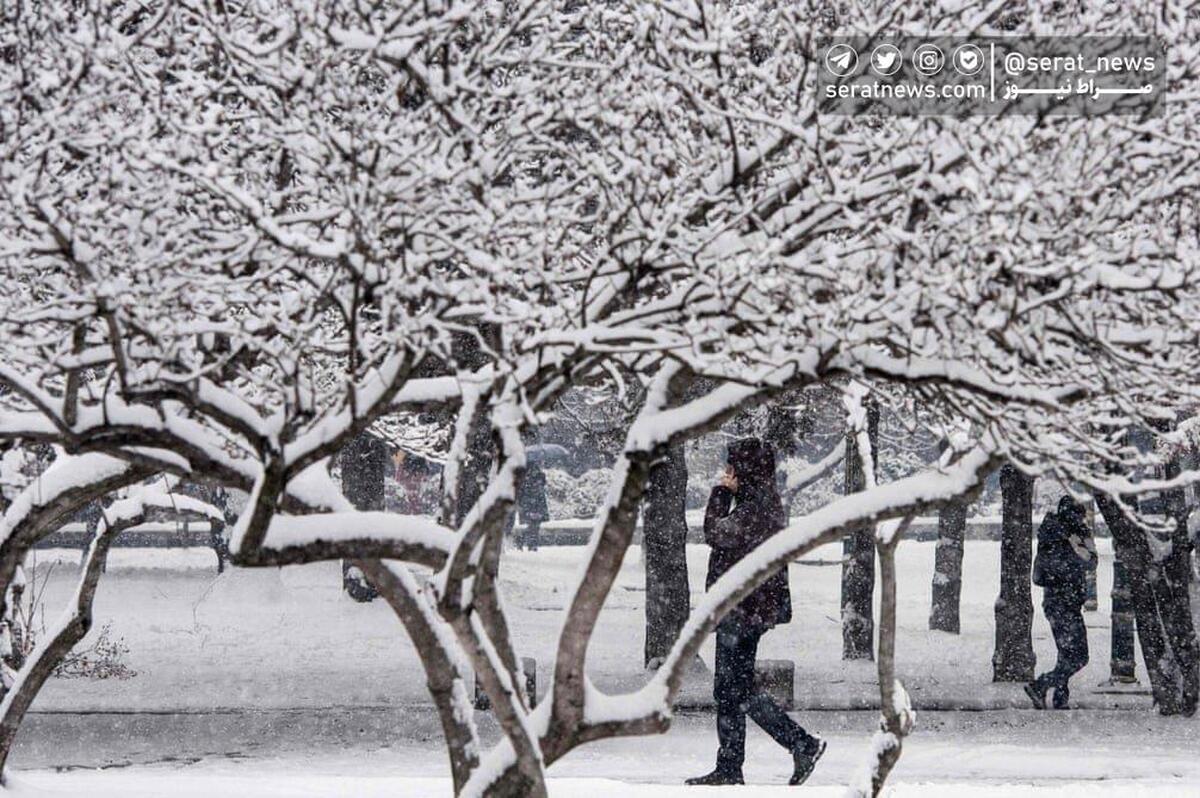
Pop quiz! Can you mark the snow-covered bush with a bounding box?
[544,469,611,521]
[54,624,135,681]
[2,560,135,683]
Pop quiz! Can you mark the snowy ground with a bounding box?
[23,539,1153,712]
[9,709,1200,796]
[8,539,1198,795]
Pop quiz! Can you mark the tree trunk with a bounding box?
[1160,457,1199,714]
[0,442,9,514]
[842,401,878,660]
[848,532,913,798]
[456,410,495,529]
[341,431,389,511]
[642,443,690,668]
[341,432,389,600]
[1150,560,1198,715]
[992,464,1035,681]
[1094,491,1179,713]
[359,561,479,792]
[1188,445,1200,587]
[929,497,967,633]
[449,328,498,529]
[1109,555,1138,683]
[1082,502,1099,611]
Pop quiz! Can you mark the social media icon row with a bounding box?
[824,43,985,78]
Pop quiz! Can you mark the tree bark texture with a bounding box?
[341,432,389,600]
[1109,555,1138,683]
[992,464,1035,682]
[1094,491,1180,713]
[643,443,690,667]
[848,534,913,798]
[929,497,967,634]
[842,401,879,660]
[1159,456,1199,714]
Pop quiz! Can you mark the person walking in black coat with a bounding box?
[1025,496,1098,710]
[515,462,548,550]
[686,439,825,787]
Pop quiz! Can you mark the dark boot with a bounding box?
[685,768,743,786]
[1052,686,1070,709]
[789,736,826,786]
[1024,681,1047,709]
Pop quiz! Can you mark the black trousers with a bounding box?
[714,619,810,772]
[1034,599,1089,692]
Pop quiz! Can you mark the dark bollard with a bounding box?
[522,656,538,708]
[342,561,379,603]
[473,657,538,711]
[473,678,489,711]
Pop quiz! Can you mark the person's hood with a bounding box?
[1058,495,1084,521]
[727,438,777,493]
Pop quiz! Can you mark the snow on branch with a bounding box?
[253,512,452,569]
[783,441,845,497]
[0,454,141,547]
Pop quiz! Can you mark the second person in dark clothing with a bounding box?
[686,439,825,787]
[514,461,548,551]
[1026,496,1097,710]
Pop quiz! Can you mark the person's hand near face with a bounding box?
[719,465,738,493]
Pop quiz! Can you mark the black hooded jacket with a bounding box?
[1033,497,1097,608]
[704,439,792,629]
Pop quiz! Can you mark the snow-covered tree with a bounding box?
[3,1,1200,796]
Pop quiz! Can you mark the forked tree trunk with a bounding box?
[642,443,690,667]
[435,380,545,797]
[992,464,1035,681]
[1094,491,1179,713]
[929,497,967,633]
[842,401,879,660]
[1150,563,1199,715]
